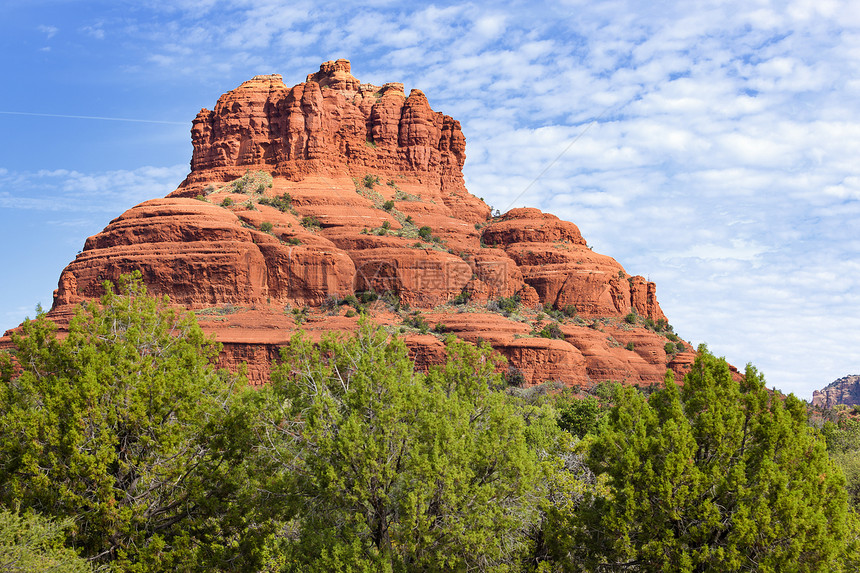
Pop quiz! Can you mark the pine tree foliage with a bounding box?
[1,280,858,572]
[263,320,539,571]
[0,507,92,573]
[571,346,851,572]
[0,272,257,570]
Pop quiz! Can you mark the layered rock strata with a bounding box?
[3,60,690,388]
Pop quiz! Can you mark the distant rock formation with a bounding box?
[812,375,860,408]
[3,60,695,387]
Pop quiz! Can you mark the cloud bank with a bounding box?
[2,0,859,398]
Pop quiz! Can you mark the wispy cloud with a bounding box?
[81,24,105,39]
[0,111,185,125]
[37,24,58,39]
[0,165,188,214]
[4,0,860,398]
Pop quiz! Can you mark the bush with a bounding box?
[340,294,361,310]
[260,221,273,232]
[505,366,527,387]
[558,396,601,438]
[379,291,401,311]
[626,341,635,351]
[267,322,536,570]
[676,341,686,353]
[0,272,253,568]
[418,226,433,240]
[403,313,429,334]
[451,291,472,305]
[292,306,309,325]
[301,215,321,229]
[496,295,521,315]
[537,322,564,340]
[195,304,240,316]
[561,304,578,318]
[551,310,564,322]
[258,192,292,212]
[382,200,395,211]
[356,290,378,304]
[285,237,301,245]
[220,197,234,207]
[433,323,449,334]
[322,295,340,311]
[228,170,272,194]
[362,174,380,188]
[624,311,637,325]
[0,508,93,572]
[664,341,676,355]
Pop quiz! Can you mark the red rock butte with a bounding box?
[3,59,700,386]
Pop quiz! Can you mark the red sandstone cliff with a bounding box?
[3,60,693,387]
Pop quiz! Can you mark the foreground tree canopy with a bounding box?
[0,272,260,570]
[0,507,92,573]
[0,273,857,571]
[261,322,541,571]
[554,350,857,572]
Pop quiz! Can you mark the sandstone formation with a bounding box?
[812,375,860,408]
[2,60,692,388]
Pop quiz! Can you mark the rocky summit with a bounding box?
[812,375,860,408]
[3,60,699,386]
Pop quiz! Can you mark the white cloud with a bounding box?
[81,24,105,39]
[0,165,187,213]
[37,24,58,39]
[7,0,860,399]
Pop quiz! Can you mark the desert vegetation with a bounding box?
[0,275,858,571]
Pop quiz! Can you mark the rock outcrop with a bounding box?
[812,375,860,408]
[3,60,691,388]
[180,59,480,220]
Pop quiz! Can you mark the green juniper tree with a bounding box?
[823,417,860,509]
[261,319,540,572]
[559,346,853,572]
[0,272,262,571]
[0,507,93,573]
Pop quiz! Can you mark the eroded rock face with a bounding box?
[181,60,479,220]
[812,375,860,408]
[54,198,355,309]
[3,60,689,389]
[483,208,665,320]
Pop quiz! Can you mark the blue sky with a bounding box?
[1,0,858,399]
